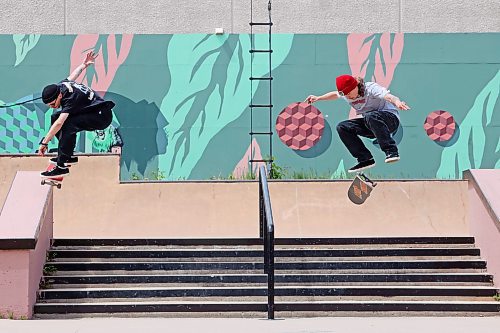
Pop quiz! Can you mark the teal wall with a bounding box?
[0,33,498,180]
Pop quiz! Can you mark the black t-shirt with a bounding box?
[57,80,115,115]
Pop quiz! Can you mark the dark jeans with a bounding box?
[336,111,400,162]
[51,109,113,166]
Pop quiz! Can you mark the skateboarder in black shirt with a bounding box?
[38,52,115,178]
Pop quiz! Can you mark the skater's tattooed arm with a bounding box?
[384,93,411,110]
[38,113,69,155]
[41,113,69,145]
[67,51,99,81]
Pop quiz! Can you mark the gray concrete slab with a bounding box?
[1,0,499,33]
[0,0,65,34]
[65,0,233,34]
[402,0,500,32]
[233,0,401,33]
[1,317,500,333]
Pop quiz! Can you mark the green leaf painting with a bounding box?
[437,70,500,178]
[13,34,41,67]
[159,34,293,180]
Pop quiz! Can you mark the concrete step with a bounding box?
[44,259,487,272]
[37,285,498,301]
[51,243,478,251]
[48,248,481,260]
[46,282,494,289]
[42,272,494,287]
[52,237,476,248]
[47,256,483,263]
[32,310,500,319]
[35,295,498,304]
[44,268,488,276]
[33,300,500,317]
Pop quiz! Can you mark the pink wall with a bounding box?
[465,170,500,287]
[28,195,53,318]
[0,172,53,319]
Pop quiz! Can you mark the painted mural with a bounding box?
[0,33,498,180]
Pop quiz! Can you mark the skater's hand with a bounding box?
[395,100,411,111]
[38,144,47,156]
[304,95,318,104]
[83,51,98,68]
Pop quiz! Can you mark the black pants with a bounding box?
[336,111,400,162]
[51,109,113,166]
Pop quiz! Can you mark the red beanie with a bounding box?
[336,75,358,95]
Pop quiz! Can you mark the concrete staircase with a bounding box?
[34,237,500,318]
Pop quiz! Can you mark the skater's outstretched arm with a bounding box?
[384,93,411,110]
[67,51,98,82]
[304,91,341,104]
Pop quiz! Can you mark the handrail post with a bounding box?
[259,171,264,239]
[258,165,275,319]
[267,226,275,319]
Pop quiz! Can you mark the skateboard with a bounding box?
[347,172,377,205]
[40,164,64,189]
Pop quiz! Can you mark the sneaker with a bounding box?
[385,153,400,163]
[50,156,79,165]
[41,165,69,178]
[348,159,375,173]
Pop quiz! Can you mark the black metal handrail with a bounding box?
[258,165,275,319]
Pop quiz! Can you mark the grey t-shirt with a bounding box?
[343,82,399,119]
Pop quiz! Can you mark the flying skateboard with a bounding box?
[347,172,377,205]
[40,164,65,189]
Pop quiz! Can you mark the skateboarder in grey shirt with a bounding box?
[305,74,410,173]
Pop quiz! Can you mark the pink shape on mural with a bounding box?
[347,34,375,79]
[70,34,134,97]
[424,110,456,141]
[233,138,264,178]
[276,102,325,150]
[346,33,404,119]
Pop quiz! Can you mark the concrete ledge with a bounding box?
[0,171,54,318]
[0,172,52,249]
[464,169,500,230]
[464,169,500,287]
[0,155,470,239]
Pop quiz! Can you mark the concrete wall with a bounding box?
[0,155,469,239]
[465,169,500,287]
[0,172,53,319]
[1,33,498,181]
[0,0,498,34]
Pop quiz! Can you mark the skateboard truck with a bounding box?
[357,172,377,188]
[41,178,62,189]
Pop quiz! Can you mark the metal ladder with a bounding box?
[249,0,274,174]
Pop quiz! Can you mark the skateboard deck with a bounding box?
[41,164,64,189]
[347,172,377,205]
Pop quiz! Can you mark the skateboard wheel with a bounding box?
[41,180,45,185]
[57,184,62,189]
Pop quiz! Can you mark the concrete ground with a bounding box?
[1,317,500,333]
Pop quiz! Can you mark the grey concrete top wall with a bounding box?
[0,0,498,34]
